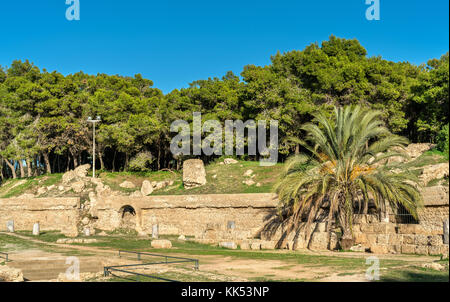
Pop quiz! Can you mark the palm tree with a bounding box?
[274,105,423,250]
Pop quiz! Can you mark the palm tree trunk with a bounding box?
[338,194,354,250]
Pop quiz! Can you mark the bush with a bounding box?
[436,124,449,158]
[128,151,154,172]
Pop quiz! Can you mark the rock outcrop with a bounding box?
[0,266,24,282]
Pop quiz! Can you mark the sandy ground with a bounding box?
[1,232,442,282]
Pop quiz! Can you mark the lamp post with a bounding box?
[87,116,101,178]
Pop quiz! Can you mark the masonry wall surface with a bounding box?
[0,197,80,236]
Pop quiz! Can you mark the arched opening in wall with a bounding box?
[391,204,419,224]
[119,205,137,230]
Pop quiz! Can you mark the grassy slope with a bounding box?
[0,151,447,198]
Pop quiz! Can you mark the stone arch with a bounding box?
[118,205,137,230]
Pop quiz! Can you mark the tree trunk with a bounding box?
[98,150,104,171]
[4,159,17,179]
[43,152,52,174]
[124,153,129,171]
[72,152,79,168]
[18,160,25,178]
[112,150,117,172]
[295,144,300,155]
[157,141,161,170]
[338,195,354,250]
[26,158,32,177]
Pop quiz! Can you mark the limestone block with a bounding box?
[414,234,429,246]
[219,242,237,249]
[428,245,442,256]
[239,242,250,250]
[401,244,416,254]
[260,240,277,250]
[141,180,153,196]
[370,245,389,254]
[151,239,172,249]
[376,234,389,245]
[250,242,261,250]
[119,181,136,189]
[415,245,428,255]
[183,159,207,189]
[402,234,415,245]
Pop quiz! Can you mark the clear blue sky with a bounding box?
[0,0,448,93]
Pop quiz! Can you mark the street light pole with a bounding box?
[87,116,101,178]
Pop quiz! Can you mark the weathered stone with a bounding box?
[243,169,253,177]
[421,262,446,271]
[428,235,443,246]
[32,223,40,236]
[6,220,14,233]
[47,185,56,191]
[223,158,238,165]
[219,241,237,249]
[388,234,402,245]
[242,179,255,186]
[402,234,415,245]
[367,234,378,245]
[415,234,429,246]
[141,180,153,196]
[260,240,276,250]
[377,234,389,245]
[415,245,428,255]
[360,224,374,233]
[373,222,396,234]
[37,187,47,195]
[256,183,261,187]
[152,224,159,239]
[153,181,169,191]
[354,233,368,245]
[151,239,172,249]
[178,235,186,241]
[250,242,261,250]
[420,163,449,185]
[74,164,91,178]
[0,266,24,282]
[444,219,449,244]
[239,242,251,250]
[227,221,235,229]
[71,181,85,193]
[428,245,442,256]
[350,244,366,252]
[401,244,416,254]
[182,159,207,189]
[370,245,389,254]
[81,217,90,225]
[130,190,143,197]
[119,181,136,189]
[83,227,91,236]
[62,170,77,184]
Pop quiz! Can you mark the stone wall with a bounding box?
[93,193,278,239]
[0,197,80,237]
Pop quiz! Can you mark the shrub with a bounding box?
[128,151,154,172]
[436,124,449,158]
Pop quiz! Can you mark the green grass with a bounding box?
[0,173,63,198]
[153,160,284,195]
[379,266,449,282]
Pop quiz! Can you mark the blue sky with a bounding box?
[0,1,448,93]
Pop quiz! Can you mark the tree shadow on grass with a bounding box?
[379,268,449,282]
